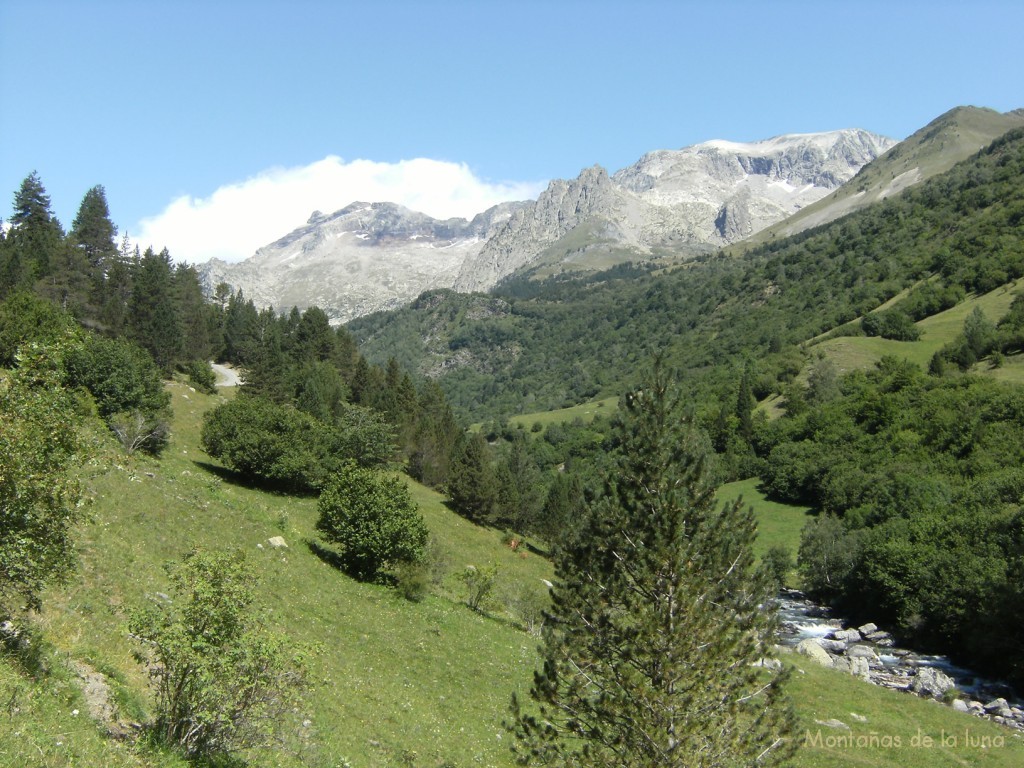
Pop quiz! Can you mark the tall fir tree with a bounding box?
[447,431,498,523]
[70,185,118,271]
[221,290,260,365]
[70,185,118,321]
[242,308,290,402]
[511,364,794,767]
[99,236,136,336]
[129,247,182,373]
[407,380,462,488]
[2,172,64,297]
[735,360,756,442]
[174,263,215,362]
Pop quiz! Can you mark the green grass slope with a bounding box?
[26,382,552,768]
[5,382,1023,767]
[811,278,1024,376]
[716,477,813,561]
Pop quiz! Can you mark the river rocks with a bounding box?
[983,697,1009,713]
[818,639,848,653]
[831,628,862,643]
[911,667,956,698]
[847,644,879,661]
[832,656,871,678]
[778,591,1022,731]
[865,630,894,647]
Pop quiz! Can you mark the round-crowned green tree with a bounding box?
[316,462,428,581]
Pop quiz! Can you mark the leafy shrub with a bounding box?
[762,544,793,591]
[861,309,920,341]
[183,359,217,394]
[129,549,307,759]
[460,563,498,612]
[0,291,76,366]
[108,410,170,455]
[201,395,342,493]
[315,463,428,581]
[0,345,85,620]
[797,514,862,601]
[63,334,170,454]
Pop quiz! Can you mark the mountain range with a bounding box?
[199,128,898,322]
[199,107,1024,323]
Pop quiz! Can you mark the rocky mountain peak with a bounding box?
[451,129,895,292]
[203,128,896,318]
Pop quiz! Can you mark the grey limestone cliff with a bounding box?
[202,129,895,320]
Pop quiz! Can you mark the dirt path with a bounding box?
[210,362,244,387]
[71,660,131,737]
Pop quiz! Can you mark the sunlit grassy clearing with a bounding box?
[813,278,1024,375]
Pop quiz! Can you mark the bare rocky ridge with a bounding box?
[200,201,526,324]
[200,130,895,320]
[454,129,895,291]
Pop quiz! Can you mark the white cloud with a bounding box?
[133,157,545,264]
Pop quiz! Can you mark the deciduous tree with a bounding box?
[0,344,85,621]
[316,463,427,581]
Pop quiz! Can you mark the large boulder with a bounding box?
[819,639,848,653]
[832,656,870,678]
[796,638,835,668]
[831,628,862,643]
[847,644,879,661]
[911,667,956,698]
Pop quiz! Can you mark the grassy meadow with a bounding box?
[507,395,618,431]
[811,278,1024,376]
[3,380,1023,766]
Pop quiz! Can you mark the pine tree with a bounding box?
[3,172,64,295]
[242,308,289,402]
[290,305,336,365]
[70,185,117,272]
[98,235,136,336]
[447,432,498,523]
[407,380,462,488]
[735,360,757,442]
[221,290,260,365]
[129,247,182,373]
[174,263,215,362]
[510,364,794,767]
[496,435,545,533]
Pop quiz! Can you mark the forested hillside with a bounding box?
[350,127,1024,688]
[350,127,1024,423]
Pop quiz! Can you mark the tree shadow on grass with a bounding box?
[190,460,317,498]
[305,539,397,586]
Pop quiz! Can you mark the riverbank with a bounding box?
[777,589,1024,732]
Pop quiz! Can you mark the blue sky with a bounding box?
[1,0,1021,264]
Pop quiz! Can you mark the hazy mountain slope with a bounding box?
[454,129,894,291]
[199,201,526,323]
[202,129,892,319]
[737,106,1024,247]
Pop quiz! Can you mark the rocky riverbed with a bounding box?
[776,589,1023,732]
